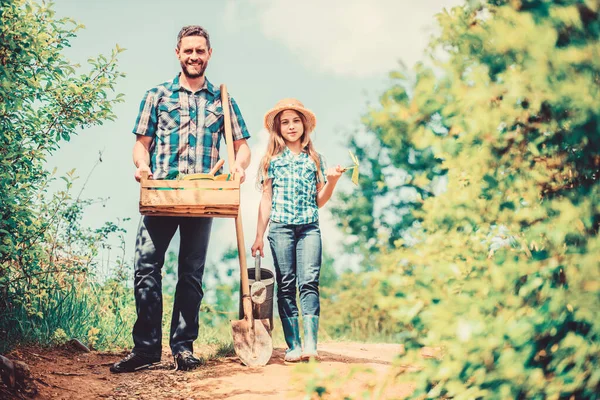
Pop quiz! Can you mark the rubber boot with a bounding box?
[301,315,319,361]
[281,317,302,362]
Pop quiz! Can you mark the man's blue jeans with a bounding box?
[267,221,322,318]
[131,215,212,358]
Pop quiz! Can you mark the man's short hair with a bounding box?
[177,26,211,49]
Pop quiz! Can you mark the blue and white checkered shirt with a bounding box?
[132,75,250,179]
[267,147,327,225]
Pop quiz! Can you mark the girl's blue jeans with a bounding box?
[267,221,322,318]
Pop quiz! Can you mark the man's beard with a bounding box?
[181,61,207,79]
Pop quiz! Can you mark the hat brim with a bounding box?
[263,106,316,135]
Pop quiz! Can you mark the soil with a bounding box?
[2,342,415,399]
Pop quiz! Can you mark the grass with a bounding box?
[1,279,135,354]
[2,274,400,357]
[213,341,236,358]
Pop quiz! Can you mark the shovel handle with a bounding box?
[222,84,253,324]
[236,215,253,322]
[221,84,239,183]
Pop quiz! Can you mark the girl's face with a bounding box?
[278,110,304,144]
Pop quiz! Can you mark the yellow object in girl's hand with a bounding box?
[349,151,360,167]
[342,150,360,186]
[351,168,359,185]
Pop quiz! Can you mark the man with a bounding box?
[110,25,251,373]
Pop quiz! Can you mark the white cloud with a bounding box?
[226,0,462,77]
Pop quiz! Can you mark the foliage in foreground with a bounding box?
[0,0,126,352]
[327,0,599,398]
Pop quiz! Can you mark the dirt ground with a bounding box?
[2,342,415,399]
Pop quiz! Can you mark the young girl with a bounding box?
[251,98,342,362]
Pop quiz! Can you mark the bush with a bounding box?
[331,0,599,398]
[0,0,126,352]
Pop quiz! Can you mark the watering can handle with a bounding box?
[254,251,261,283]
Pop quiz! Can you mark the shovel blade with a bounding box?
[231,317,272,366]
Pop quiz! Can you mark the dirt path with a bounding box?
[4,342,414,399]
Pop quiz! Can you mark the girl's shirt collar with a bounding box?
[280,146,308,160]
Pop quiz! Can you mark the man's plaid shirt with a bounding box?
[266,147,327,225]
[132,75,250,179]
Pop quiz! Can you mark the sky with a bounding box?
[48,0,461,276]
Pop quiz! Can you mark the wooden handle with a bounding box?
[208,159,225,176]
[236,213,253,323]
[221,84,252,322]
[220,84,239,182]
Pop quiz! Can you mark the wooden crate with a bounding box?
[139,84,242,219]
[139,173,240,217]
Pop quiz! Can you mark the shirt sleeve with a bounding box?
[267,159,275,180]
[132,90,158,137]
[228,95,251,141]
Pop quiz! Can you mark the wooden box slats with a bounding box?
[139,178,240,218]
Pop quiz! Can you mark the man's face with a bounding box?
[176,36,212,79]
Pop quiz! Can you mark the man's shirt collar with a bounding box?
[169,74,215,95]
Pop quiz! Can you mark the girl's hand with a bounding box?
[251,238,265,257]
[326,165,344,184]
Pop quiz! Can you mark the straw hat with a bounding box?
[263,98,317,134]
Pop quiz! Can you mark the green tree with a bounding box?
[332,0,599,398]
[331,70,449,260]
[0,0,125,350]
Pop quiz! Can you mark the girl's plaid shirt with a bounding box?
[266,147,327,225]
[132,75,250,179]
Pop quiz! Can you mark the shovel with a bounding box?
[221,84,272,366]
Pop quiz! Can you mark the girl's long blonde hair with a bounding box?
[256,110,323,190]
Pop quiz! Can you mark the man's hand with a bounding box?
[135,162,153,182]
[133,136,153,182]
[233,162,246,184]
[232,139,250,184]
[325,165,344,185]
